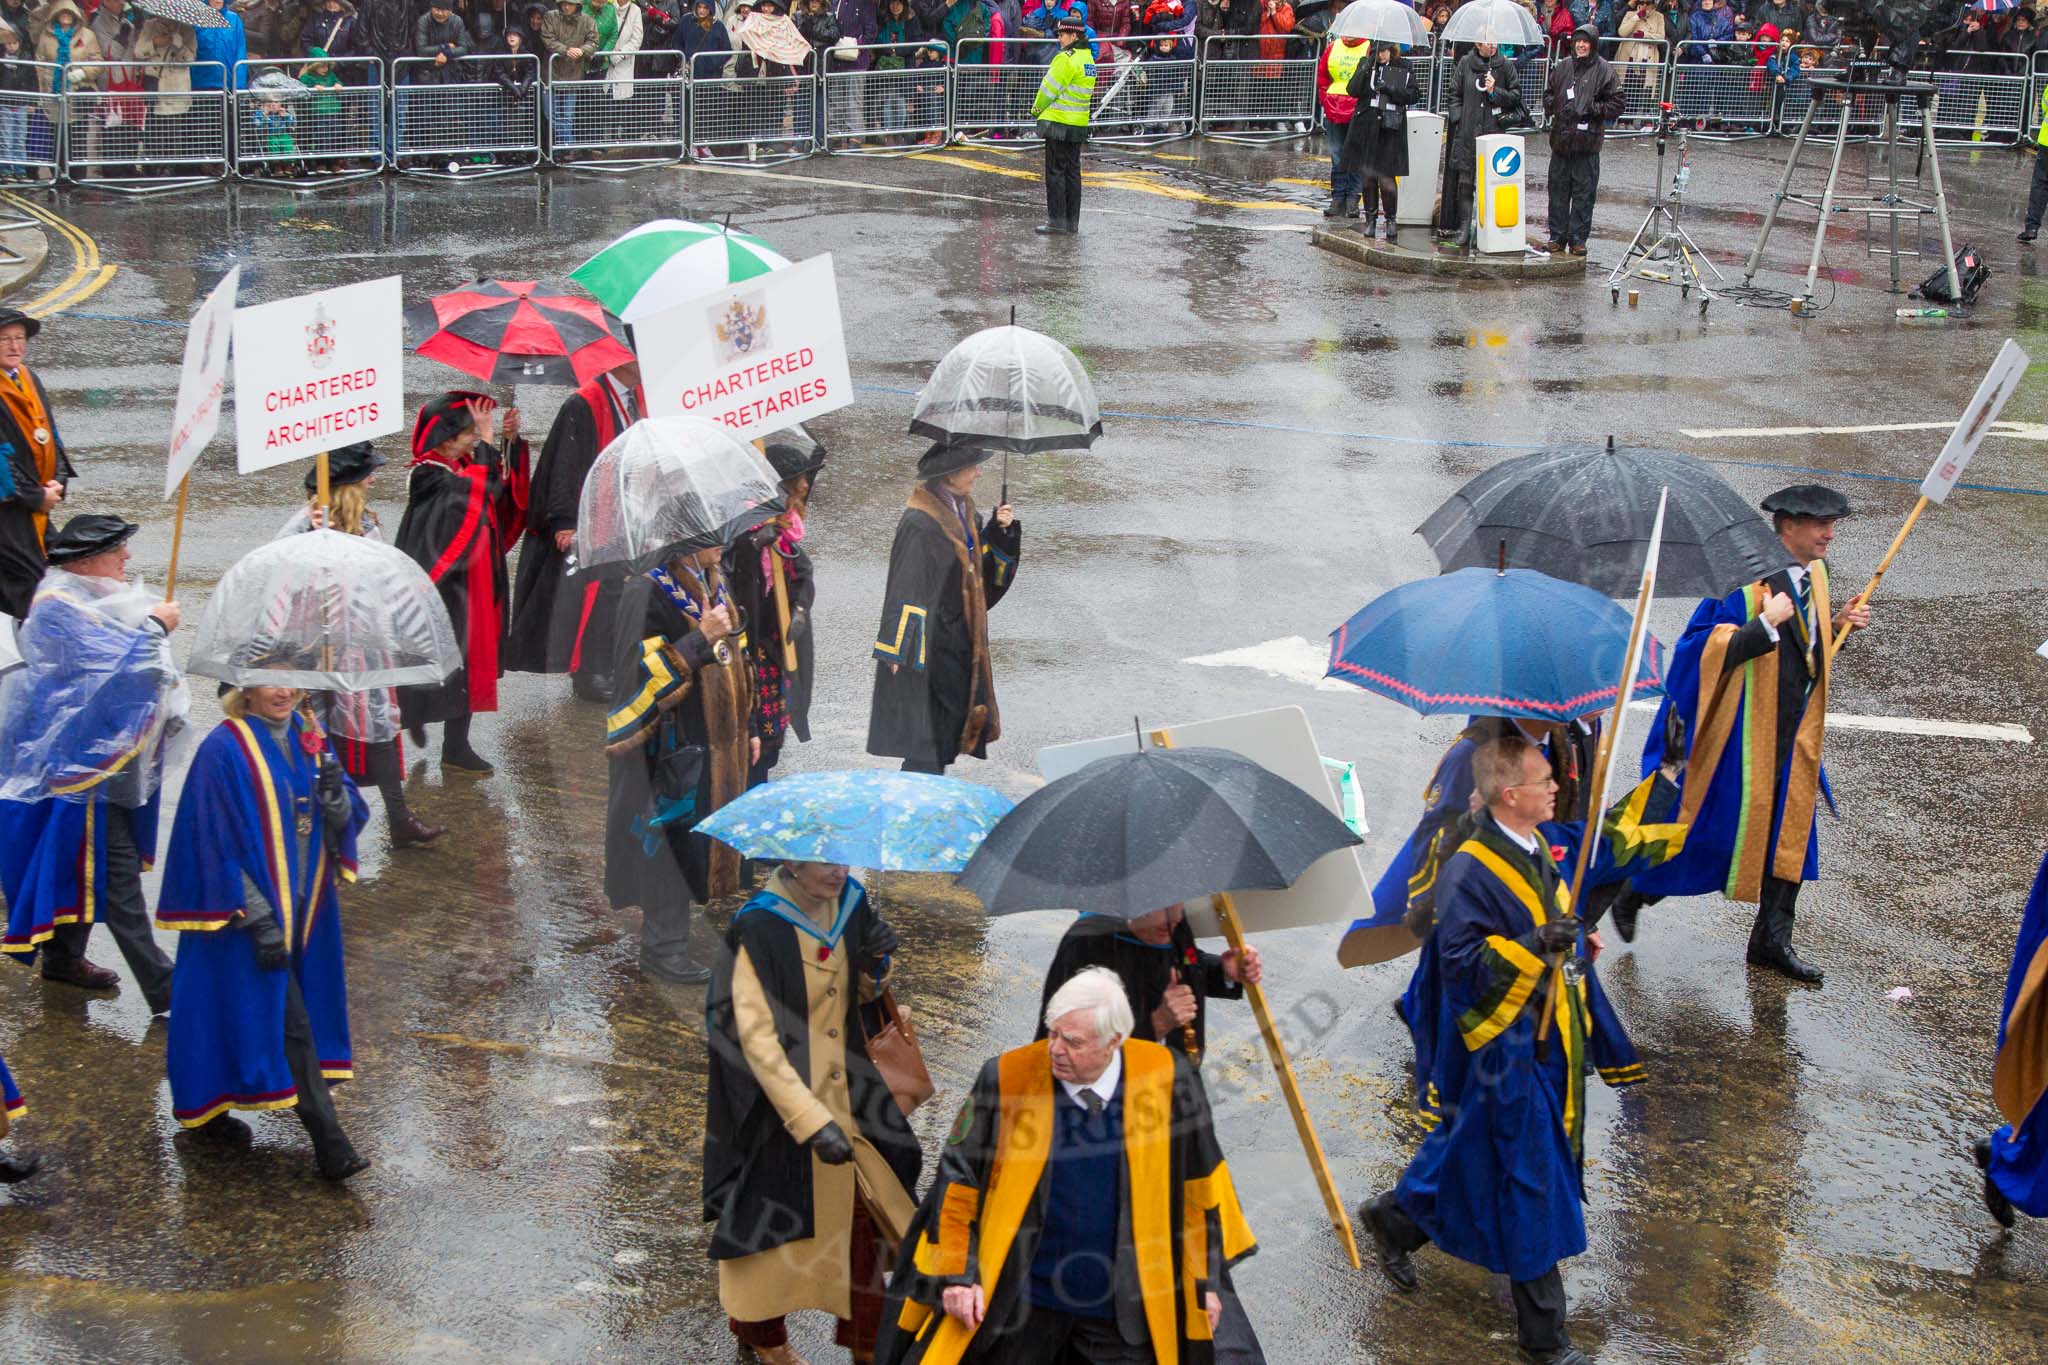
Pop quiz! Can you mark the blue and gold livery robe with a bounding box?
[156,714,366,1128]
[1637,568,1834,903]
[0,795,161,962]
[878,1038,1254,1365]
[0,1051,23,1123]
[1393,799,1683,1282]
[1986,850,2048,1217]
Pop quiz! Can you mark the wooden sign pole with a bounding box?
[164,475,190,600]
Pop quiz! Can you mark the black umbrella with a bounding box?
[1417,437,1793,600]
[957,745,1361,919]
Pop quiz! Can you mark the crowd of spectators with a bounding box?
[0,0,2025,176]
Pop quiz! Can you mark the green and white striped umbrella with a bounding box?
[570,220,790,324]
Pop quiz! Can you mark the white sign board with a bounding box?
[2038,638,2047,661]
[635,253,852,439]
[232,275,405,473]
[1922,338,2029,504]
[1037,706,1371,940]
[165,265,239,499]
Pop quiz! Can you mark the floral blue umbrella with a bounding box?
[697,770,1014,873]
[1327,566,1665,721]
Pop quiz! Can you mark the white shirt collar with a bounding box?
[1787,562,1808,584]
[1500,823,1541,854]
[1060,1047,1122,1108]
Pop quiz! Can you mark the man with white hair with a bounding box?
[877,965,1257,1365]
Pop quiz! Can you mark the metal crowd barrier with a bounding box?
[686,53,815,165]
[0,61,62,186]
[822,42,951,154]
[1093,42,1196,145]
[1601,35,1668,135]
[951,39,1047,146]
[63,60,229,194]
[545,53,683,169]
[1776,67,1885,140]
[1199,35,1317,144]
[234,57,384,187]
[391,53,540,179]
[1511,52,1548,130]
[1925,54,2026,145]
[1668,40,1776,138]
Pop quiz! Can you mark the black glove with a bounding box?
[1531,919,1579,956]
[864,917,899,964]
[1660,704,1689,779]
[244,912,289,972]
[316,754,351,847]
[808,1121,854,1165]
[785,605,810,646]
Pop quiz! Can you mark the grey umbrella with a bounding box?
[956,745,1361,919]
[1417,437,1793,600]
[132,0,231,29]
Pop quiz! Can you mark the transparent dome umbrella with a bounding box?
[1437,0,1544,47]
[1330,0,1431,47]
[573,416,785,579]
[909,323,1103,456]
[185,529,461,692]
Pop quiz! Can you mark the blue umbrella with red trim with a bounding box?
[1325,566,1664,721]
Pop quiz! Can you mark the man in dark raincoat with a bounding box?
[1036,904,1261,1063]
[0,515,184,1010]
[1635,484,1869,983]
[604,545,755,984]
[867,447,1020,775]
[506,359,643,702]
[1360,734,1688,1365]
[878,965,1255,1365]
[0,307,72,620]
[157,680,370,1181]
[393,391,529,776]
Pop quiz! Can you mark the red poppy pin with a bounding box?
[1182,946,1199,967]
[300,728,327,757]
[1549,845,1568,865]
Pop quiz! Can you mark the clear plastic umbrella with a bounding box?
[248,68,313,100]
[909,324,1103,454]
[574,416,785,579]
[1330,0,1431,47]
[1437,0,1544,46]
[185,530,462,692]
[0,613,19,678]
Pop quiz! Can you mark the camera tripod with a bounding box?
[1607,102,1722,315]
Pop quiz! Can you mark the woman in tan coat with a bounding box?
[34,1,102,170]
[705,859,922,1365]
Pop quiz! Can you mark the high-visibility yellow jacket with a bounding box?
[1032,45,1096,129]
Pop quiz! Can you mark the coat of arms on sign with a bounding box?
[711,293,771,364]
[306,302,338,371]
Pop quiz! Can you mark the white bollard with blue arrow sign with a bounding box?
[1474,133,1528,255]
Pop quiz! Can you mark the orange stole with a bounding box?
[0,369,54,547]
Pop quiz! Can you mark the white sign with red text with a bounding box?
[635,254,852,438]
[232,275,405,473]
[1922,338,2029,504]
[165,265,239,498]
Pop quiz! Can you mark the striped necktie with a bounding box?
[1792,572,1816,670]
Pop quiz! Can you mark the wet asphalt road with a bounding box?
[1,130,2047,1363]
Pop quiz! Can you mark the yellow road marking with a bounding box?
[909,149,1314,211]
[2,191,116,317]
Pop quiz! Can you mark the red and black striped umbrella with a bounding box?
[404,279,635,388]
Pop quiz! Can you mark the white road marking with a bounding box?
[1184,637,2034,742]
[1184,636,1352,692]
[567,1143,645,1154]
[1679,419,2048,442]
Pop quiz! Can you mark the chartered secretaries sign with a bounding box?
[635,254,854,439]
[232,276,406,472]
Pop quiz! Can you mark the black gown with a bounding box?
[0,369,70,620]
[505,380,637,677]
[723,517,816,778]
[1036,914,1241,1058]
[393,439,528,725]
[866,487,1021,768]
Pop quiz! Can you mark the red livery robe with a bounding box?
[505,375,642,677]
[394,435,529,724]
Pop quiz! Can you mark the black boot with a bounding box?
[1746,898,1823,984]
[1357,183,1379,232]
[440,714,494,777]
[1976,1136,2017,1229]
[371,741,444,846]
[1382,185,1400,243]
[187,1112,254,1148]
[318,1142,372,1182]
[1359,1195,1418,1293]
[0,1151,42,1183]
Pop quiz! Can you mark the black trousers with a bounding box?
[967,1304,1150,1365]
[47,804,173,1008]
[1373,1195,1568,1352]
[901,757,946,775]
[1044,137,1083,231]
[1547,149,1601,247]
[1441,160,1471,233]
[2026,149,2048,232]
[283,970,350,1160]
